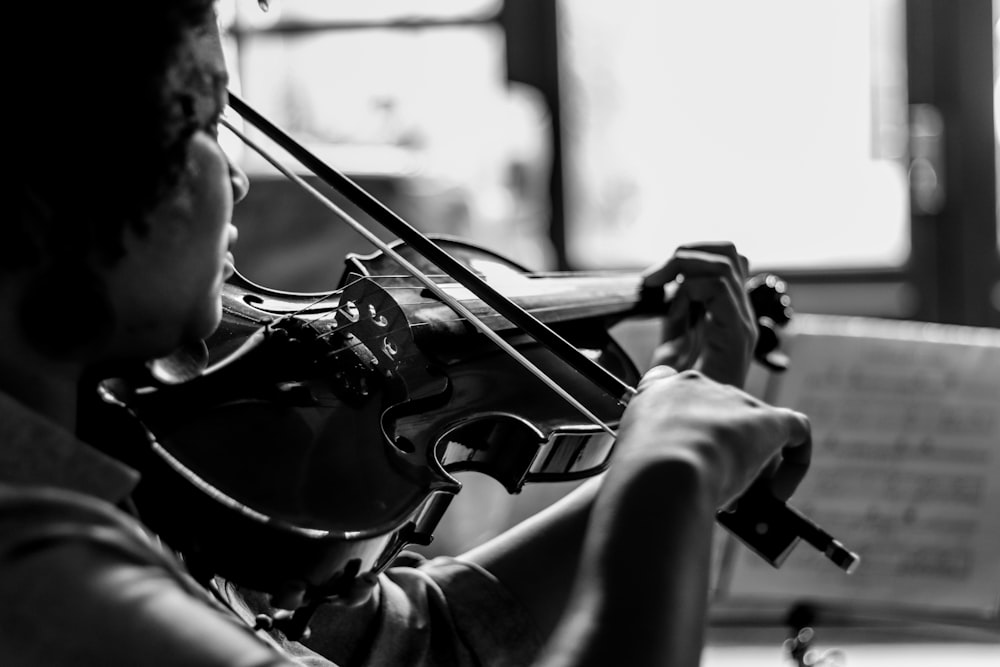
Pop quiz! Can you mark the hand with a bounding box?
[614,366,811,507]
[536,366,811,667]
[640,242,757,388]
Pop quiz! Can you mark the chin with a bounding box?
[188,305,224,343]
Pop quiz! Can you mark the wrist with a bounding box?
[613,417,730,508]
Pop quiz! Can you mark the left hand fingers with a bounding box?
[641,241,749,289]
[641,246,753,327]
[675,274,756,349]
[645,248,756,342]
[643,244,758,386]
[678,241,750,280]
[667,274,756,386]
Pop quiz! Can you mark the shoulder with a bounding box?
[0,482,158,563]
[0,483,300,666]
[0,481,211,605]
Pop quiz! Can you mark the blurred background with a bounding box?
[218,1,999,663]
[220,0,998,328]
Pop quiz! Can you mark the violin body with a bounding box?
[97,237,646,602]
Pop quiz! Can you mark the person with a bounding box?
[0,1,812,665]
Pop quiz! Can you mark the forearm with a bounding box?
[538,456,718,667]
[458,477,602,639]
[460,367,808,667]
[461,455,719,667]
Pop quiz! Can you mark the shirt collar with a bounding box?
[0,390,139,503]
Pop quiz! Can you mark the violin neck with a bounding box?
[437,271,663,331]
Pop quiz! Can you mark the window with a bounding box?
[557,0,997,325]
[220,0,555,291]
[560,0,911,272]
[221,0,997,324]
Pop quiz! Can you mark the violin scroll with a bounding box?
[747,272,793,372]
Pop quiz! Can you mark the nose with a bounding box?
[228,157,250,204]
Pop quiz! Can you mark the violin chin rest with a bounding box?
[148,339,210,384]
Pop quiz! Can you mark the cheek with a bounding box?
[181,237,228,336]
[135,136,233,339]
[175,149,235,292]
[192,292,225,341]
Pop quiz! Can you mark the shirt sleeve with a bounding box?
[0,485,305,667]
[295,552,543,667]
[0,485,540,667]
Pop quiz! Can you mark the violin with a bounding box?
[86,94,857,637]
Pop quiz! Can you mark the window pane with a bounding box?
[559,0,910,271]
[224,23,556,289]
[235,28,508,176]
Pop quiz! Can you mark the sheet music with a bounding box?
[724,315,1000,620]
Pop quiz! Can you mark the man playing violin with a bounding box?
[0,1,811,665]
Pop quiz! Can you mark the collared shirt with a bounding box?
[0,391,540,666]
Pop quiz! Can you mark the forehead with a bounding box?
[167,18,229,123]
[191,17,228,80]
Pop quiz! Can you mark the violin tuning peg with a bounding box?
[754,318,791,372]
[745,273,793,373]
[746,273,793,327]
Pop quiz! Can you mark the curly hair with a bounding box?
[7,0,219,271]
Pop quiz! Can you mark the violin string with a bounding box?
[286,290,343,318]
[254,285,598,398]
[325,273,645,327]
[243,317,612,419]
[285,274,366,320]
[252,262,647,369]
[269,273,645,349]
[341,298,640,328]
[270,315,609,414]
[223,118,620,439]
[332,271,635,280]
[256,257,643,354]
[284,276,510,346]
